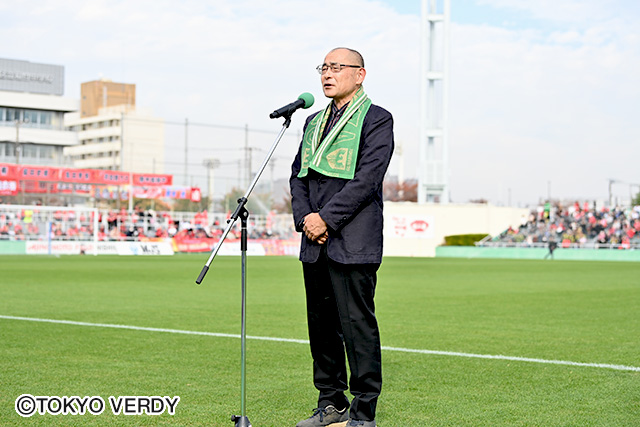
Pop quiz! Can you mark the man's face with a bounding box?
[320,49,365,107]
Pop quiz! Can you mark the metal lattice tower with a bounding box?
[419,0,450,203]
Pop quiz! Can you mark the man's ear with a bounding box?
[356,68,366,85]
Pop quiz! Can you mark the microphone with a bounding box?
[269,93,314,119]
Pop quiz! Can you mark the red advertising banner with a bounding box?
[170,236,301,255]
[132,186,165,199]
[21,180,56,193]
[58,183,92,194]
[172,237,217,253]
[163,187,191,199]
[92,185,199,200]
[0,163,18,180]
[133,174,172,186]
[190,187,202,202]
[0,180,18,196]
[19,165,59,182]
[59,168,96,184]
[96,170,131,185]
[1,163,187,200]
[93,186,127,200]
[2,164,173,186]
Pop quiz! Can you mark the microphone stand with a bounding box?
[196,112,295,427]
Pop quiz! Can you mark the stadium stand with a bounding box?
[0,206,297,243]
[479,202,640,250]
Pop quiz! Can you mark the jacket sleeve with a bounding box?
[319,107,394,232]
[289,115,315,232]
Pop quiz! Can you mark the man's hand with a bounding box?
[303,213,328,244]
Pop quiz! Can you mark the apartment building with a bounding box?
[64,78,164,173]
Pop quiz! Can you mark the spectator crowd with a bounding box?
[5,202,640,249]
[0,207,298,242]
[494,202,640,249]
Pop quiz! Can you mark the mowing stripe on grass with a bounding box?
[2,314,639,373]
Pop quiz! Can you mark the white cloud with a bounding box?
[1,0,638,205]
[448,15,640,204]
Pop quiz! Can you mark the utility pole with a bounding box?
[608,179,615,208]
[184,118,189,186]
[117,112,125,210]
[15,118,29,204]
[15,118,29,165]
[547,180,551,202]
[608,179,640,207]
[15,120,20,165]
[269,160,275,195]
[203,158,220,212]
[244,124,250,187]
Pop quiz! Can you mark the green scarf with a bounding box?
[297,87,372,180]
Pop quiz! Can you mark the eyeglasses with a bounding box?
[316,63,362,75]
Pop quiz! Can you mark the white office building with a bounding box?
[64,105,165,173]
[63,79,165,174]
[0,58,78,166]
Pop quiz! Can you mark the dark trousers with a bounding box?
[302,248,382,421]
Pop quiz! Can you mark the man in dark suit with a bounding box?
[290,47,394,427]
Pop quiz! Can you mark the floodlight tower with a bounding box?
[419,0,450,203]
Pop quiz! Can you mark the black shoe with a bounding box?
[346,419,376,427]
[296,405,349,427]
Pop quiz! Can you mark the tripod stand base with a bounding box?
[231,415,252,427]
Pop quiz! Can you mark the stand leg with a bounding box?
[232,208,252,426]
[199,115,292,424]
[231,415,252,427]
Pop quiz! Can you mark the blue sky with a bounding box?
[385,0,640,29]
[383,0,557,27]
[1,0,638,206]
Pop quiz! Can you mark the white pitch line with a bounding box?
[2,315,639,373]
[381,346,640,372]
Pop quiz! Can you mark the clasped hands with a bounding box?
[303,212,328,245]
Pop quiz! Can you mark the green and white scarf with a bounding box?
[297,87,372,180]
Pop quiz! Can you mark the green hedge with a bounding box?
[443,233,490,246]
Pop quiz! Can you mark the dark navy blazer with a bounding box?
[289,104,394,264]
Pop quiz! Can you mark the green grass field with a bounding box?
[1,255,638,426]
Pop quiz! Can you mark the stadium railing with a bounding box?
[0,205,297,243]
[476,240,640,250]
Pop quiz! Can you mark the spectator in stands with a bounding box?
[492,202,640,249]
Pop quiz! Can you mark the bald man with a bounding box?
[290,47,394,427]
